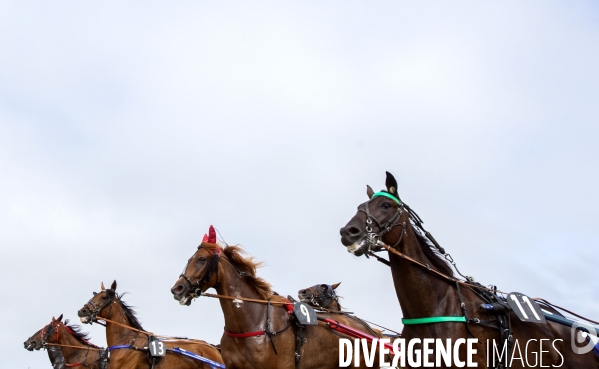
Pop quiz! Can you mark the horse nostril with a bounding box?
[347,226,361,235]
[171,284,183,294]
[300,290,306,295]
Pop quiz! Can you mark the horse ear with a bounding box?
[101,282,105,291]
[331,282,341,290]
[366,185,374,198]
[52,316,56,322]
[111,280,117,291]
[57,314,63,322]
[385,171,398,196]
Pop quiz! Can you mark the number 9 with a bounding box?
[300,304,310,323]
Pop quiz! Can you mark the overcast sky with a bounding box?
[2,1,598,368]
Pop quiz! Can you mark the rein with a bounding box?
[93,316,216,347]
[40,323,105,368]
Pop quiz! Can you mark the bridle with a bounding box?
[80,292,116,324]
[304,284,339,309]
[356,191,406,254]
[39,321,100,368]
[179,245,224,299]
[40,322,60,348]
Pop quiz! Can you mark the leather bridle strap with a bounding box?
[179,245,223,297]
[41,322,60,348]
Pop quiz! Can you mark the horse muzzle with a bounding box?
[170,280,194,306]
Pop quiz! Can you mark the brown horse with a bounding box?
[77,281,223,369]
[170,239,387,369]
[340,171,598,368]
[24,322,69,369]
[25,314,106,369]
[298,282,343,311]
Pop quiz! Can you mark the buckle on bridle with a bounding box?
[364,232,384,254]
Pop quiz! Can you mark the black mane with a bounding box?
[64,319,101,348]
[406,210,455,278]
[116,293,144,330]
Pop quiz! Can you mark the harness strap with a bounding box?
[168,348,225,369]
[223,330,266,338]
[108,344,131,351]
[319,316,396,354]
[402,316,467,325]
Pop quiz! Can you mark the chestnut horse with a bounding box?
[77,281,223,369]
[340,171,598,368]
[298,282,343,311]
[25,314,106,369]
[170,238,386,369]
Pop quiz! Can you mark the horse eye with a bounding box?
[197,256,206,263]
[382,202,391,209]
[321,285,327,290]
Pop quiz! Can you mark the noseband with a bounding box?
[179,245,223,298]
[357,192,406,253]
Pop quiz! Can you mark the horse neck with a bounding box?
[55,324,88,362]
[215,260,273,334]
[101,299,139,346]
[385,220,461,320]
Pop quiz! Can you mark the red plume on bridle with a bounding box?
[201,225,217,244]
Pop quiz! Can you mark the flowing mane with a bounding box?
[63,320,101,348]
[115,294,144,330]
[203,243,280,301]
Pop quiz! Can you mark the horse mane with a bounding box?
[203,243,281,301]
[333,293,343,310]
[63,319,101,348]
[407,212,455,278]
[115,293,144,330]
[224,245,279,301]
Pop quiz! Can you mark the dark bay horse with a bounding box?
[297,282,392,339]
[298,282,343,311]
[170,239,385,369]
[77,281,223,369]
[340,171,598,368]
[26,315,106,369]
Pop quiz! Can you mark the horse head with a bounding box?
[298,282,341,310]
[77,281,118,324]
[170,229,223,306]
[340,171,406,256]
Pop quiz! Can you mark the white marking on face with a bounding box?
[233,299,243,308]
